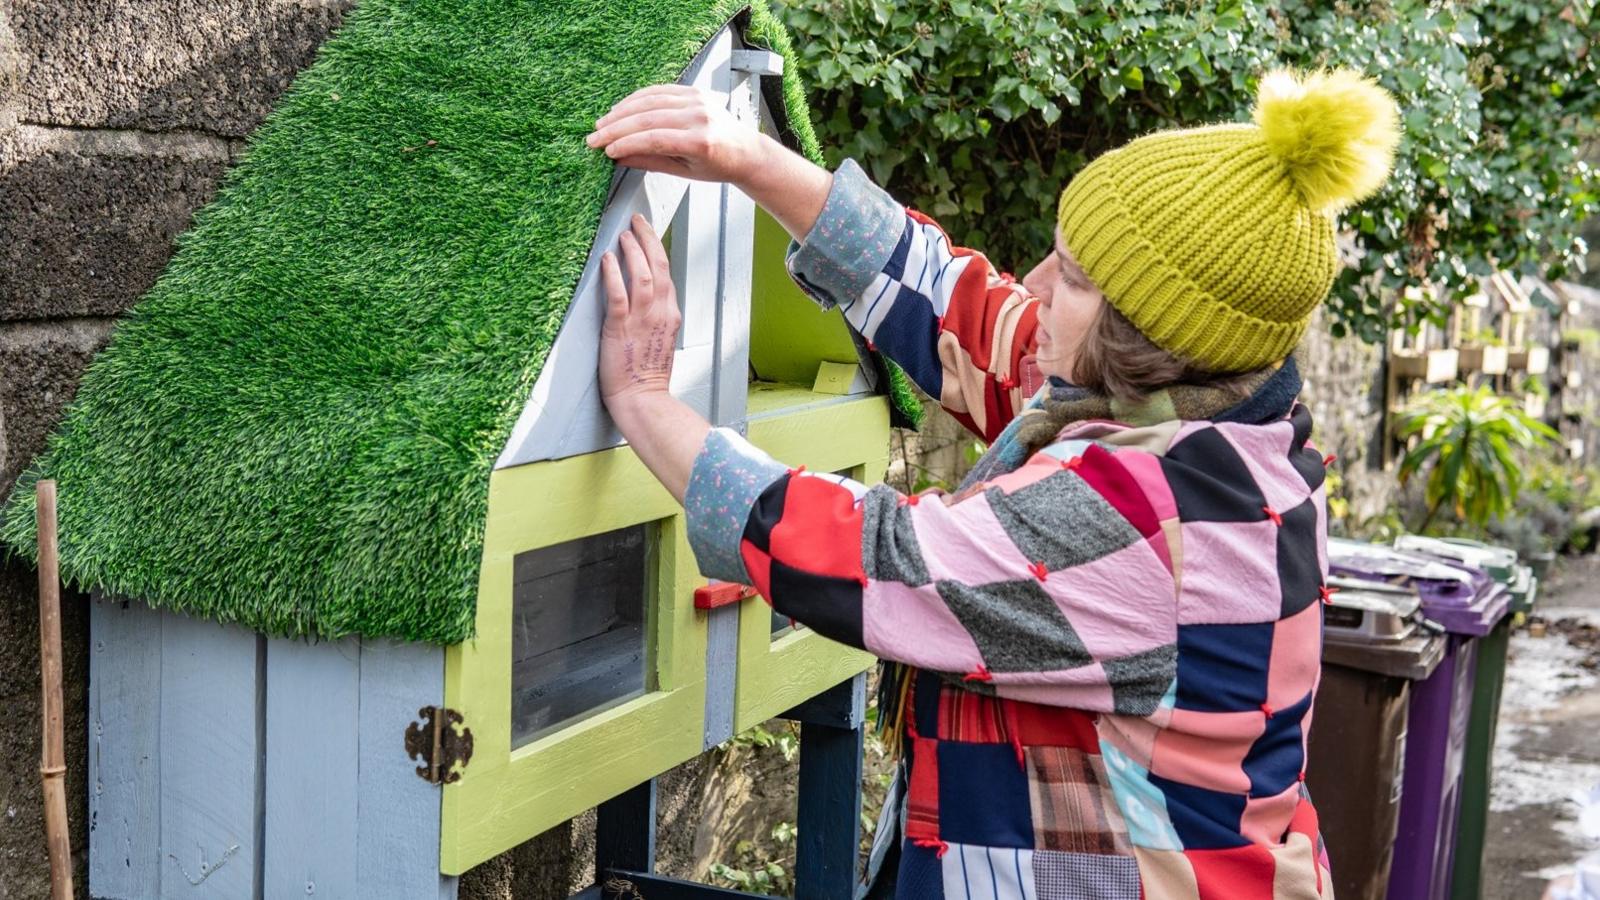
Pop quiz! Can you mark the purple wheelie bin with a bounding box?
[1327,540,1511,900]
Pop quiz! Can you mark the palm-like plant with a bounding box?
[1396,385,1559,532]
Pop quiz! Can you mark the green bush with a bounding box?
[776,0,1599,342]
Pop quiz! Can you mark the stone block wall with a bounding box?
[1296,308,1397,530]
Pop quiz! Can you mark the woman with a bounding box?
[585,68,1398,898]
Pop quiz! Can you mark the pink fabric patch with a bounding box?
[1146,532,1174,576]
[1216,420,1312,514]
[985,453,1062,493]
[1149,709,1261,793]
[1168,420,1213,447]
[1268,603,1323,709]
[861,579,985,673]
[909,492,1033,584]
[1241,782,1302,845]
[1177,520,1284,624]
[1312,485,1329,577]
[1042,541,1175,660]
[1099,713,1161,769]
[1114,450,1180,521]
[993,664,1117,713]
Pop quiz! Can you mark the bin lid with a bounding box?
[1328,539,1510,636]
[1324,576,1423,642]
[1393,535,1518,582]
[1324,627,1448,681]
[1506,565,1537,614]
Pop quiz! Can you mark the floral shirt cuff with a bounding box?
[784,158,906,310]
[684,427,789,584]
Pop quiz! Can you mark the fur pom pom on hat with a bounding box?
[1057,68,1400,373]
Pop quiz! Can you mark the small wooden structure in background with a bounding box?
[1384,273,1564,466]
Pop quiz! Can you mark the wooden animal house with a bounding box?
[2,4,913,897]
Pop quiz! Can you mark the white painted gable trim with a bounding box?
[496,28,739,469]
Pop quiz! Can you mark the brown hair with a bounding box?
[1068,302,1259,407]
[1013,301,1270,458]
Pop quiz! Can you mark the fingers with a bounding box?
[586,107,708,151]
[602,129,705,163]
[594,85,702,130]
[635,215,672,288]
[618,228,653,309]
[600,252,629,322]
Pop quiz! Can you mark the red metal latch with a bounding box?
[695,580,758,610]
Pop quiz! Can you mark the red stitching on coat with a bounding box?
[963,664,993,684]
[1029,560,1049,581]
[1260,703,1275,719]
[1263,506,1283,526]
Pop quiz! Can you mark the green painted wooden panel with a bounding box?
[748,209,863,385]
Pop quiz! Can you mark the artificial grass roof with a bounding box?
[0,0,915,645]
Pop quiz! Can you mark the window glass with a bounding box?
[511,525,650,747]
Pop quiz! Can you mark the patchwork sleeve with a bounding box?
[685,427,1180,716]
[785,160,1040,444]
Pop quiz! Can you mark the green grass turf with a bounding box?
[0,0,917,644]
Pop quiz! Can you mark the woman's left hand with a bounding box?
[599,215,682,419]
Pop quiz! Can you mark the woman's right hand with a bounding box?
[586,85,769,185]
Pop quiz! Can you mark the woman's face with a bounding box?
[1021,230,1105,381]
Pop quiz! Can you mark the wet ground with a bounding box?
[1484,554,1600,899]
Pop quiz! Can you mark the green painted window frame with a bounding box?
[441,448,706,873]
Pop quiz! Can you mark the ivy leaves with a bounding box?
[776,0,1599,342]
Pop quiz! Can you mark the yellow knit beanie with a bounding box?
[1056,69,1401,373]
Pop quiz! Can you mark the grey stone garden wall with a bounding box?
[0,3,1398,895]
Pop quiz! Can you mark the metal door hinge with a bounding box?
[405,706,474,785]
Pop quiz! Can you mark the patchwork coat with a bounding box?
[683,160,1334,899]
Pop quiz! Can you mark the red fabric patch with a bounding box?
[738,540,774,602]
[1075,445,1161,538]
[1010,703,1101,753]
[906,736,942,843]
[1185,845,1277,900]
[765,476,865,585]
[935,684,1102,753]
[1286,793,1321,841]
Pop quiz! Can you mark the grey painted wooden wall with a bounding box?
[89,595,457,900]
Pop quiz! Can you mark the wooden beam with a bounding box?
[595,779,657,875]
[792,675,865,900]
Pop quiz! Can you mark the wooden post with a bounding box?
[35,480,74,900]
[784,674,866,900]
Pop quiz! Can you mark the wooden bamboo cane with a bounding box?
[36,480,74,900]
